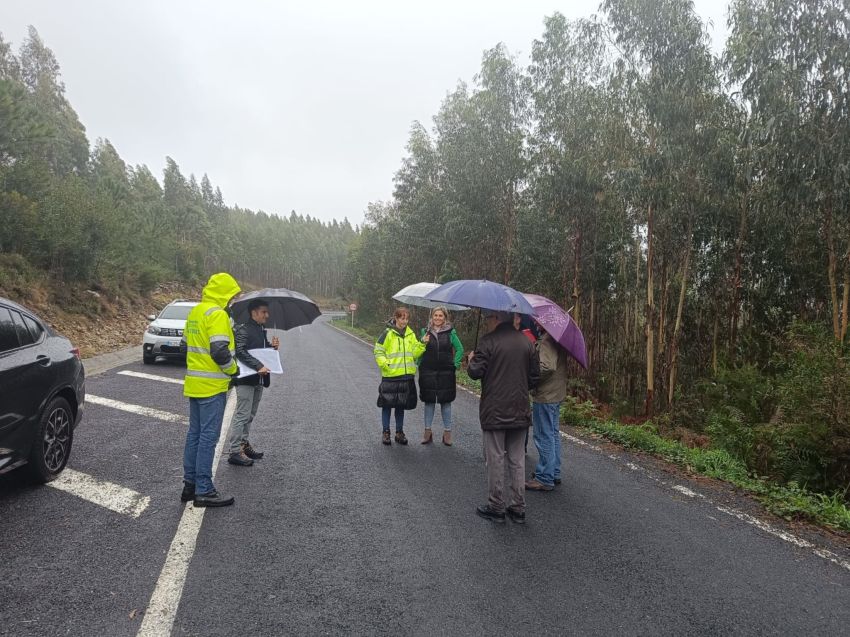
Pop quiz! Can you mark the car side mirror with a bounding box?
[147,314,156,321]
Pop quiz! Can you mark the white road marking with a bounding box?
[118,370,184,385]
[49,469,150,518]
[716,506,850,572]
[87,394,187,424]
[672,485,704,498]
[559,430,850,573]
[137,390,237,637]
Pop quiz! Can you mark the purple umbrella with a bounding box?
[523,294,588,369]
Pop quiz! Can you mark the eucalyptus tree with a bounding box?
[392,121,446,282]
[727,0,850,342]
[527,13,612,330]
[602,0,720,413]
[435,45,529,283]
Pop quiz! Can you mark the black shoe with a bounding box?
[194,491,235,507]
[228,451,254,466]
[180,481,195,502]
[242,442,264,460]
[394,431,408,445]
[476,504,506,524]
[382,431,392,445]
[506,508,526,524]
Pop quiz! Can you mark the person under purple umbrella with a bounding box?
[522,293,587,370]
[526,325,570,491]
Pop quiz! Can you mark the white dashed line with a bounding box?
[49,468,150,518]
[87,395,187,424]
[559,431,850,573]
[672,485,704,498]
[136,390,237,637]
[118,370,184,385]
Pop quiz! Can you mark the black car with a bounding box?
[0,297,85,482]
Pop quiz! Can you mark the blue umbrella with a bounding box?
[424,279,536,316]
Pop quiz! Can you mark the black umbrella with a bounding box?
[230,288,321,330]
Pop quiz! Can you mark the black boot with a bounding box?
[194,490,235,507]
[180,481,195,502]
[242,441,264,460]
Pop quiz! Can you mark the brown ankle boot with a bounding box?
[442,430,452,446]
[421,428,433,444]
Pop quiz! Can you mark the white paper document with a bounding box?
[237,348,283,378]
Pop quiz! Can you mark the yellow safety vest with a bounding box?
[374,324,425,378]
[183,273,241,398]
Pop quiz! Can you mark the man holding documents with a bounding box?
[228,299,280,467]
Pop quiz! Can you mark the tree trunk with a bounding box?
[645,201,655,417]
[502,184,516,284]
[667,220,693,409]
[712,314,719,375]
[657,256,669,357]
[572,224,583,327]
[826,205,840,340]
[841,251,850,343]
[729,193,748,356]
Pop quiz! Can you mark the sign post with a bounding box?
[349,303,358,328]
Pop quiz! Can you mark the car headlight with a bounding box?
[147,325,162,335]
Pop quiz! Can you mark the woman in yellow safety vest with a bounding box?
[373,307,425,446]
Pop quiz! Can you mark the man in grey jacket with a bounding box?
[228,299,279,466]
[526,328,569,491]
[467,311,540,524]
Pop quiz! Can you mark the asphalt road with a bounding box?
[1,316,849,636]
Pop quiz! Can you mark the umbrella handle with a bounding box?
[473,307,481,349]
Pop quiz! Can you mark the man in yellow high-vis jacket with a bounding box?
[181,272,241,507]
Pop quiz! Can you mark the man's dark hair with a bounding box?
[248,299,269,313]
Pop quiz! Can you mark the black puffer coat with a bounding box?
[418,326,458,404]
[377,377,417,410]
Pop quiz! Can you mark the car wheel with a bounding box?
[143,352,155,364]
[26,396,74,483]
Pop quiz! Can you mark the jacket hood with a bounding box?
[386,318,411,336]
[202,272,241,308]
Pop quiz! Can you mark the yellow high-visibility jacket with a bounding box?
[374,322,425,378]
[183,273,241,398]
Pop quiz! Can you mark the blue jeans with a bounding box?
[184,392,227,495]
[381,407,404,433]
[423,402,452,431]
[532,401,562,486]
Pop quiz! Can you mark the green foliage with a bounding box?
[560,396,597,426]
[0,252,41,298]
[135,265,169,295]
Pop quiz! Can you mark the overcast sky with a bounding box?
[1,1,730,226]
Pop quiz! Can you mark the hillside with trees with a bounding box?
[0,27,355,305]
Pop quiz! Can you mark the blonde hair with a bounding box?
[430,306,450,322]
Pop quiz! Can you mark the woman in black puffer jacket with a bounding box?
[418,306,464,446]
